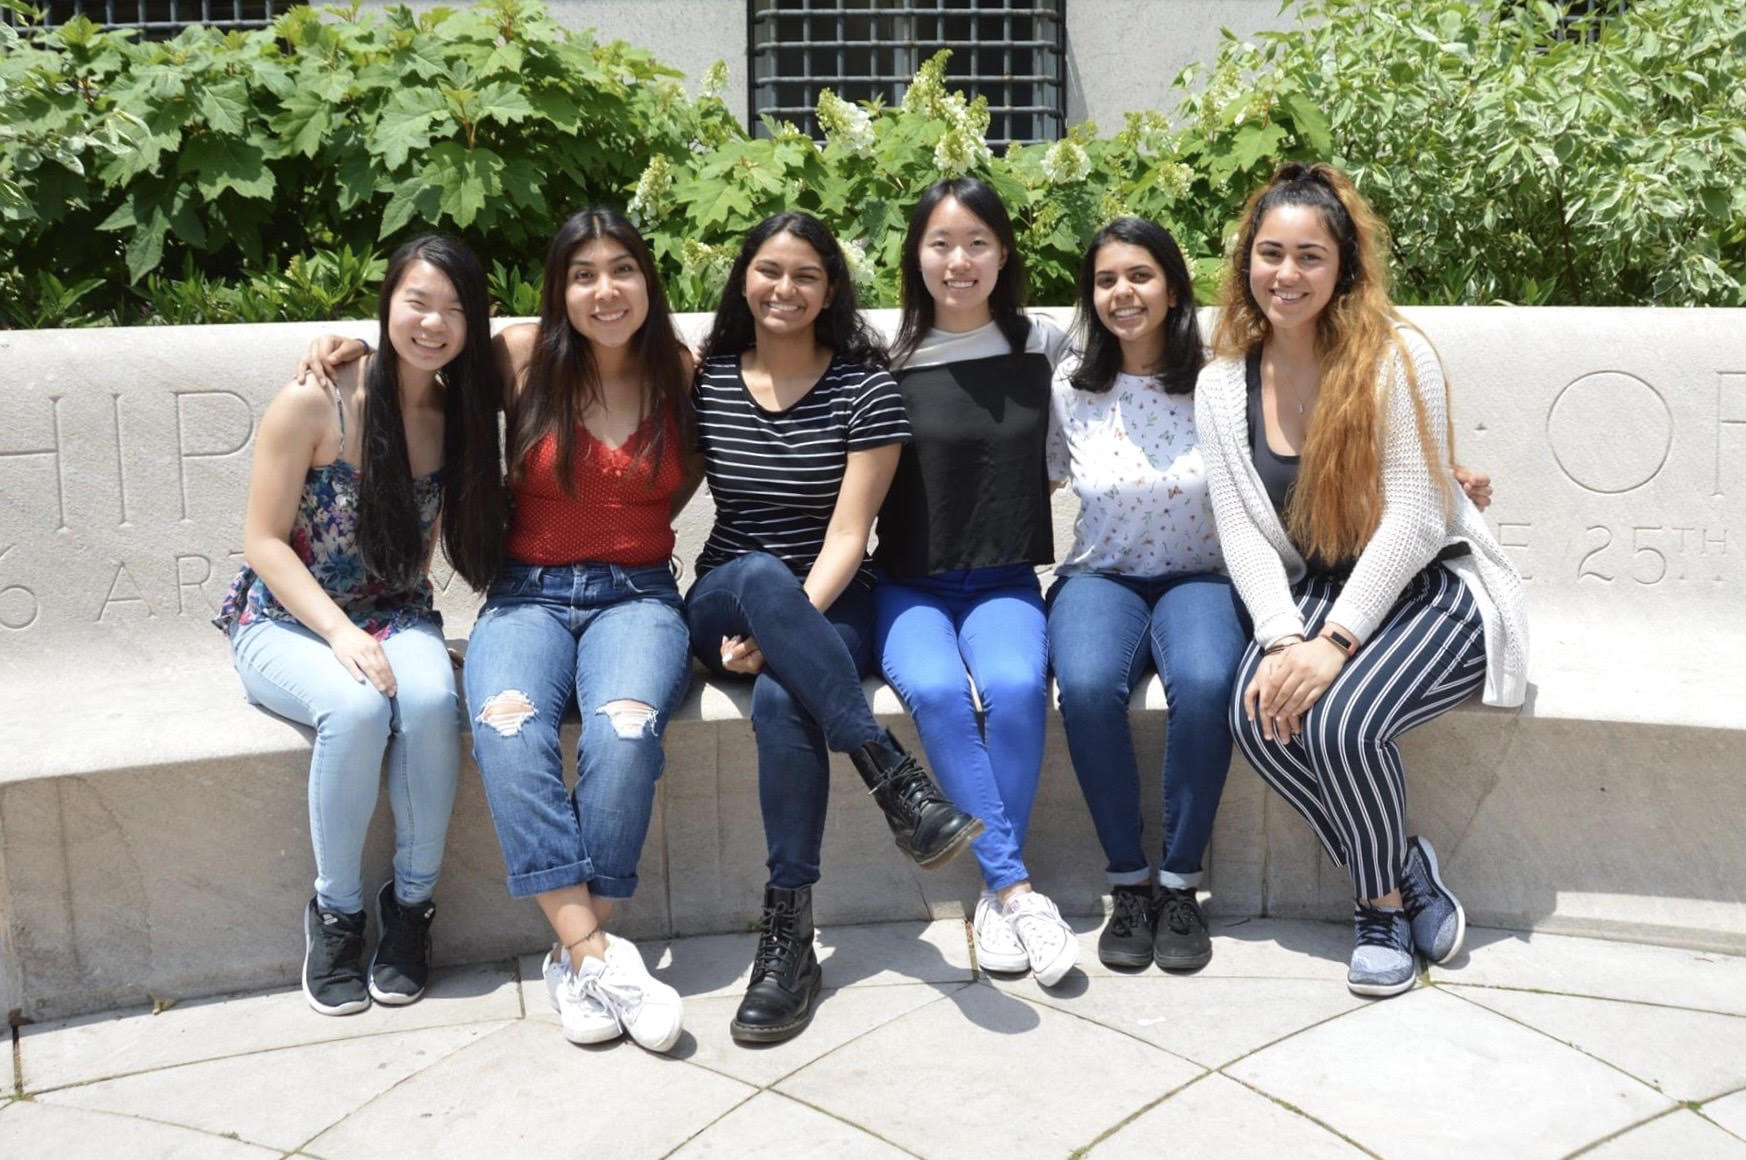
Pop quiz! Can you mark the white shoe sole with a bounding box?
[366,974,423,1006]
[562,1018,625,1046]
[625,1008,683,1053]
[1413,837,1466,965]
[1348,972,1417,998]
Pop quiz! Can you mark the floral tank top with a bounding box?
[215,389,444,641]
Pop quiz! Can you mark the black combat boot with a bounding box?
[731,885,823,1044]
[848,730,984,869]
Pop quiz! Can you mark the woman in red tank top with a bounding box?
[459,209,701,1052]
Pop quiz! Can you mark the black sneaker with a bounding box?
[1152,886,1212,971]
[303,898,370,1016]
[1097,885,1156,968]
[369,882,435,1006]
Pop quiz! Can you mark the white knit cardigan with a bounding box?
[1193,328,1528,707]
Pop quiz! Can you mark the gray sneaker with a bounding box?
[1348,904,1416,997]
[1399,835,1465,965]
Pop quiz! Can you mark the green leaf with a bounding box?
[197,80,250,136]
[177,133,275,200]
[267,89,333,160]
[1280,90,1333,156]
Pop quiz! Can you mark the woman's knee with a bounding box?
[316,682,394,738]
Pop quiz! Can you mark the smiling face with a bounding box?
[917,195,1005,331]
[1247,203,1340,336]
[385,259,467,373]
[563,236,650,349]
[1092,240,1174,366]
[743,229,832,340]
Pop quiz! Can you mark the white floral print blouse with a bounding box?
[1046,364,1224,579]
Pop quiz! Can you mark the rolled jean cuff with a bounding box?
[1156,867,1204,890]
[1106,867,1152,888]
[587,870,639,901]
[506,858,595,900]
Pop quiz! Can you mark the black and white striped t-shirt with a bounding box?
[693,353,910,587]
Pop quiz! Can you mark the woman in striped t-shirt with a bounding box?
[684,212,981,1046]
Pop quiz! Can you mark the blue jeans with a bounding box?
[230,616,460,914]
[874,564,1047,892]
[464,561,691,901]
[1047,571,1246,889]
[684,551,884,890]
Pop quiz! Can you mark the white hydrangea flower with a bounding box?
[933,125,992,178]
[841,238,876,291]
[700,60,729,101]
[817,89,876,157]
[627,154,673,228]
[1040,139,1091,185]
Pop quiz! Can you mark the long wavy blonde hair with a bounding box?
[1212,162,1451,562]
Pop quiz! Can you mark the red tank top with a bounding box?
[504,414,683,567]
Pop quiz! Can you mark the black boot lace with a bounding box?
[751,901,804,984]
[868,753,942,825]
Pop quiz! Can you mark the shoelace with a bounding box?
[751,905,806,982]
[315,914,365,963]
[582,959,649,1019]
[1107,890,1152,938]
[1353,906,1406,950]
[1007,895,1064,940]
[1159,891,1203,937]
[869,756,944,822]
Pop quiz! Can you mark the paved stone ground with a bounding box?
[8,917,1746,1159]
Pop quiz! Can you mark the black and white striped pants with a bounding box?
[1230,565,1487,901]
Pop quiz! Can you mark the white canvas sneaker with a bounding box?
[973,891,1030,973]
[542,946,621,1045]
[576,933,684,1053]
[1006,891,1079,987]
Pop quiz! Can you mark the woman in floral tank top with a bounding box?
[217,236,506,1017]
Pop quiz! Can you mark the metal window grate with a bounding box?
[749,0,1065,149]
[5,0,280,37]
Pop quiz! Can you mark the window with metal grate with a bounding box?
[749,0,1065,149]
[5,0,279,38]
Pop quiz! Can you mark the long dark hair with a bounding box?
[507,208,693,496]
[699,211,888,367]
[355,235,506,593]
[1069,217,1205,396]
[891,176,1030,366]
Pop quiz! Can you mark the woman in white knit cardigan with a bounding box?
[1195,163,1527,998]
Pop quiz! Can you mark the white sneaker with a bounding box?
[542,946,621,1045]
[577,933,684,1053]
[1006,891,1079,987]
[973,891,1030,973]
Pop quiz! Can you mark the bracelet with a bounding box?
[356,336,373,355]
[1263,637,1303,656]
[1319,627,1359,657]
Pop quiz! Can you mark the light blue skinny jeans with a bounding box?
[230,616,460,914]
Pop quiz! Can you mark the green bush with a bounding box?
[2,0,1742,326]
[0,0,739,325]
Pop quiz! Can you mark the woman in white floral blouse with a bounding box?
[1045,217,1240,974]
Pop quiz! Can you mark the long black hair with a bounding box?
[699,211,887,367]
[1069,216,1205,395]
[891,176,1030,366]
[508,207,693,496]
[355,235,506,592]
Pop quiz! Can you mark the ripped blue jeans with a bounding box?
[464,561,691,900]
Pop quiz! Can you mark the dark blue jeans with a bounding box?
[684,551,884,890]
[1046,570,1246,888]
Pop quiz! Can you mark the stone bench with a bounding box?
[3,306,1742,1022]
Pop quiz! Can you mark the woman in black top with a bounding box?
[684,211,982,1045]
[873,178,1079,987]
